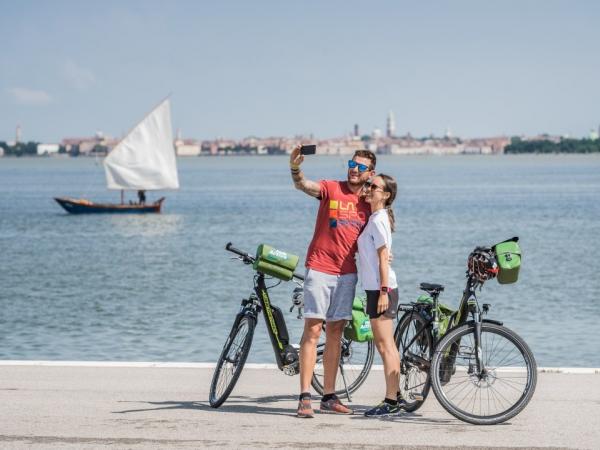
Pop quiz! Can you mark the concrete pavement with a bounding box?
[0,363,598,449]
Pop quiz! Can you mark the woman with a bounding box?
[357,174,403,416]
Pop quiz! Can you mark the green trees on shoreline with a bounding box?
[505,137,600,154]
[0,141,39,156]
[0,141,68,156]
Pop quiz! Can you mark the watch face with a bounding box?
[381,287,389,293]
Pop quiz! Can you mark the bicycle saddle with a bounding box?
[419,282,445,293]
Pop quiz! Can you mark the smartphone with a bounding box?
[300,144,316,155]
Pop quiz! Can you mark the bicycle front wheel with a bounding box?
[430,322,537,425]
[311,333,374,398]
[209,314,256,408]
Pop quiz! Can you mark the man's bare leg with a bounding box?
[299,318,323,393]
[322,320,345,394]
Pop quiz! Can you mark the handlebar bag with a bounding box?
[493,238,521,284]
[253,244,299,281]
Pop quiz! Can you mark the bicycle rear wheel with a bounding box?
[430,322,537,425]
[209,314,256,408]
[395,311,433,412]
[311,329,374,398]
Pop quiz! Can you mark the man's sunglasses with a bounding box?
[347,160,370,172]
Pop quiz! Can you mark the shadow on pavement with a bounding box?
[112,397,478,425]
[112,399,295,416]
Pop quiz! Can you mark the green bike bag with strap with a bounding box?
[416,294,454,337]
[344,297,373,342]
[253,244,299,281]
[493,237,521,284]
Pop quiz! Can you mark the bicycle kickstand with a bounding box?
[338,363,352,402]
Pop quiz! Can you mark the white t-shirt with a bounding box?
[356,209,398,291]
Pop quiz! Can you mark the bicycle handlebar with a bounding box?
[293,271,305,282]
[225,242,255,263]
[225,242,305,282]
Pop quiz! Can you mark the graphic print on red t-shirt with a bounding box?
[328,198,365,229]
[305,180,371,275]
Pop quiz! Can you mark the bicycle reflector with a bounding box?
[467,248,499,282]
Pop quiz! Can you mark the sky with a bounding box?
[1,0,599,142]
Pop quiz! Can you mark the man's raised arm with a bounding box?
[290,145,321,198]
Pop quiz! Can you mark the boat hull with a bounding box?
[54,197,165,214]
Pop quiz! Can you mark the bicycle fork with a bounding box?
[469,302,487,378]
[473,313,484,373]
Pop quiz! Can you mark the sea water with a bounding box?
[0,154,599,367]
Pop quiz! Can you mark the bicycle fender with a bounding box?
[466,319,504,327]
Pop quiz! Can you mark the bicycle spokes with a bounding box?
[311,335,375,398]
[224,334,247,364]
[396,313,433,412]
[432,324,536,423]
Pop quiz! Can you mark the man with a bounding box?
[290,145,376,418]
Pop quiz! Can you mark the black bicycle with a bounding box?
[395,239,537,425]
[209,243,374,408]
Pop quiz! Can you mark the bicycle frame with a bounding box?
[398,275,501,371]
[237,272,298,372]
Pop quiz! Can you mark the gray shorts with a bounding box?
[303,268,357,322]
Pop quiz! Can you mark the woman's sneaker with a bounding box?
[364,401,401,417]
[396,396,409,409]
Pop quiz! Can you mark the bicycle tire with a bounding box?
[394,311,433,412]
[430,322,537,425]
[209,314,256,408]
[311,331,374,398]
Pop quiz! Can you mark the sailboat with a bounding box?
[55,98,179,214]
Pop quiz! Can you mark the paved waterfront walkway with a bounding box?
[0,363,598,449]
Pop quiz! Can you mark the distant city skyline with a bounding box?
[1,1,599,142]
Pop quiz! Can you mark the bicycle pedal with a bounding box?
[410,393,424,401]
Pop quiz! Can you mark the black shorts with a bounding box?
[365,288,398,320]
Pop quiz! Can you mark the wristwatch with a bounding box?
[380,286,389,293]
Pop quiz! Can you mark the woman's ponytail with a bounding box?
[386,205,396,233]
[379,174,398,233]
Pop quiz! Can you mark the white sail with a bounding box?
[104,98,179,190]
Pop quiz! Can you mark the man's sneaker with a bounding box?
[297,397,314,418]
[364,401,401,417]
[320,397,353,415]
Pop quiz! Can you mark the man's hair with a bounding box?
[353,149,376,169]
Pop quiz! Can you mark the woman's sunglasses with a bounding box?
[363,180,386,192]
[347,160,370,172]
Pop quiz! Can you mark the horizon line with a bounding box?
[0,360,598,374]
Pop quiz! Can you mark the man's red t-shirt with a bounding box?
[305,180,371,275]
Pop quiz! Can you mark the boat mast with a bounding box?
[120,190,124,205]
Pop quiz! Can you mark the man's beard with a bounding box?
[347,175,364,187]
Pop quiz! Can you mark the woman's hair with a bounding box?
[378,174,397,232]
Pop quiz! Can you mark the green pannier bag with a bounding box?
[493,237,521,284]
[416,294,455,337]
[344,297,373,342]
[253,244,299,281]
